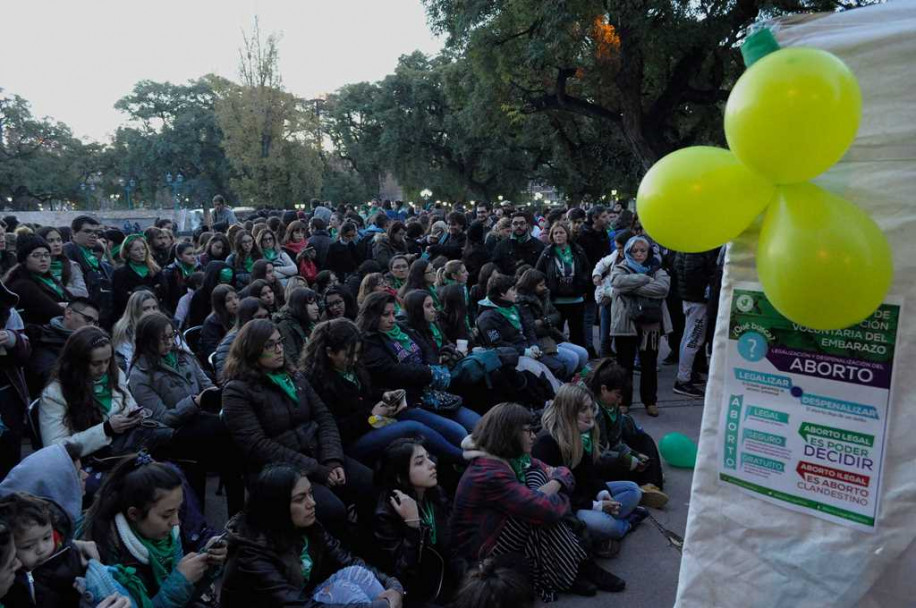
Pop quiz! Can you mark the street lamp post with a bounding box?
[166,172,184,212]
[119,178,137,210]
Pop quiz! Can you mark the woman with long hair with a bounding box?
[255,228,297,285]
[534,221,591,348]
[199,284,239,360]
[313,270,338,298]
[452,403,624,601]
[221,464,404,608]
[81,455,227,608]
[301,318,462,463]
[111,290,161,370]
[111,234,165,321]
[435,259,469,292]
[281,220,309,258]
[274,287,320,366]
[283,275,310,302]
[225,230,259,289]
[398,259,439,310]
[163,241,201,314]
[187,260,234,329]
[242,278,277,316]
[358,292,479,456]
[197,233,230,267]
[212,297,271,381]
[221,320,374,536]
[403,289,449,360]
[251,259,285,308]
[321,285,355,321]
[461,220,490,289]
[484,217,511,255]
[356,272,390,307]
[467,262,499,319]
[373,438,458,605]
[36,226,88,298]
[373,221,409,268]
[534,384,644,556]
[437,283,473,345]
[2,235,72,325]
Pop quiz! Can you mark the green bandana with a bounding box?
[263,248,278,261]
[336,369,361,388]
[429,286,441,310]
[219,268,234,284]
[93,374,113,413]
[243,255,254,273]
[178,260,196,277]
[508,454,531,483]
[602,404,619,423]
[111,565,153,608]
[581,432,593,455]
[80,245,100,271]
[430,322,443,349]
[32,273,65,299]
[133,527,176,586]
[300,536,313,582]
[421,500,438,545]
[384,324,415,352]
[555,245,574,267]
[162,351,178,370]
[390,276,404,290]
[495,304,522,331]
[129,261,150,278]
[49,259,64,282]
[267,371,298,403]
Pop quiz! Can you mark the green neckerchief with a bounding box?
[129,261,150,278]
[111,565,153,608]
[420,499,438,545]
[384,324,415,352]
[80,245,100,271]
[267,371,298,403]
[263,248,278,262]
[508,454,531,483]
[581,432,594,455]
[32,272,65,299]
[430,322,443,349]
[49,259,64,282]
[93,374,113,413]
[555,245,574,267]
[602,404,619,423]
[429,286,442,310]
[133,527,176,587]
[178,260,196,277]
[219,268,234,284]
[510,232,530,243]
[390,276,404,290]
[300,535,313,582]
[495,304,522,331]
[336,369,360,389]
[243,255,254,273]
[162,351,178,370]
[110,243,122,260]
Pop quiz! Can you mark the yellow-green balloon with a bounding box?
[636,146,776,252]
[725,48,862,184]
[757,183,892,330]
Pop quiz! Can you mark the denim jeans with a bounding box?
[575,481,642,540]
[400,407,479,448]
[555,342,590,375]
[599,303,614,357]
[349,420,463,463]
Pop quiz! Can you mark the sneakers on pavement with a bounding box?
[673,381,704,399]
[640,484,670,509]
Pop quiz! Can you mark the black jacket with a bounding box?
[534,243,591,299]
[326,240,360,280]
[111,264,166,320]
[163,261,200,315]
[461,244,490,288]
[514,293,565,343]
[222,519,402,608]
[492,236,545,276]
[475,301,536,355]
[306,368,378,446]
[5,541,85,608]
[361,327,433,406]
[25,319,71,397]
[576,223,612,270]
[199,313,228,359]
[673,250,719,302]
[427,231,466,261]
[306,230,332,269]
[5,266,71,325]
[532,432,606,511]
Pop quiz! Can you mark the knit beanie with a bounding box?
[16,235,51,265]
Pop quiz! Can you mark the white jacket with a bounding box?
[593,250,619,304]
[39,372,138,457]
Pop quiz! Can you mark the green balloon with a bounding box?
[659,432,698,469]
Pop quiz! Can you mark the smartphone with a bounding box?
[384,389,406,407]
[207,531,229,552]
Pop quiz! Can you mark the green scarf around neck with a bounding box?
[129,261,150,278]
[555,245,574,267]
[421,499,438,545]
[508,454,531,483]
[300,535,313,582]
[581,432,594,455]
[336,369,360,388]
[32,272,65,299]
[111,565,153,608]
[510,232,530,243]
[494,303,522,331]
[219,268,234,284]
[49,259,64,282]
[429,286,442,309]
[93,374,113,413]
[263,248,278,261]
[178,260,196,277]
[133,527,176,587]
[430,322,443,349]
[266,371,298,403]
[161,351,178,370]
[80,245,100,271]
[384,324,415,352]
[243,255,254,273]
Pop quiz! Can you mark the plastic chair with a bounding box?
[183,325,203,355]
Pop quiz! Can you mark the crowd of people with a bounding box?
[0,194,721,607]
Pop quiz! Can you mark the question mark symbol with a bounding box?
[748,337,758,358]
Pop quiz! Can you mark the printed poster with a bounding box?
[717,282,902,531]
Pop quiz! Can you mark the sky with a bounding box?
[3,0,443,143]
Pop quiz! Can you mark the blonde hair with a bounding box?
[284,275,309,301]
[541,384,599,468]
[120,235,161,274]
[357,272,387,305]
[436,260,466,287]
[112,290,160,351]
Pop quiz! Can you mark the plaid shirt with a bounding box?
[450,455,575,560]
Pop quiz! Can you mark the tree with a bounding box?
[215,19,323,207]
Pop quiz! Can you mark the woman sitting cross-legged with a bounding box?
[300,318,468,465]
[221,319,375,538]
[373,438,462,606]
[221,464,404,608]
[451,402,625,602]
[533,384,647,558]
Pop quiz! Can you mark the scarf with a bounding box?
[129,261,150,278]
[93,374,113,413]
[114,513,179,588]
[482,298,521,331]
[300,536,313,582]
[80,245,100,271]
[389,276,404,290]
[384,324,415,352]
[285,240,308,256]
[510,232,530,243]
[243,255,254,273]
[336,369,360,389]
[162,351,178,370]
[555,245,574,267]
[266,371,298,403]
[430,322,443,349]
[219,267,234,284]
[508,454,531,482]
[421,499,438,545]
[112,564,153,608]
[623,236,656,275]
[263,248,278,262]
[49,259,64,282]
[32,272,65,299]
[429,286,441,310]
[581,432,594,455]
[178,260,196,278]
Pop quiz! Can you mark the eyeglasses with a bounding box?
[71,308,99,326]
[263,340,284,352]
[28,252,52,260]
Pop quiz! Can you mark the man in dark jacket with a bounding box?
[62,215,113,328]
[427,211,467,260]
[492,212,545,276]
[307,217,333,269]
[672,249,720,398]
[325,222,361,281]
[575,205,612,357]
[25,298,99,397]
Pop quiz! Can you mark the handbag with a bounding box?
[627,295,663,325]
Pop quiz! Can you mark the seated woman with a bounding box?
[397,259,440,310]
[221,319,374,536]
[221,464,404,608]
[81,455,226,608]
[3,235,72,325]
[128,312,244,515]
[438,283,474,346]
[384,255,410,294]
[37,226,88,298]
[251,259,285,308]
[451,402,624,601]
[301,319,464,464]
[466,262,499,320]
[242,279,277,316]
[533,384,645,557]
[374,438,459,605]
[187,261,235,329]
[356,272,390,307]
[225,230,259,289]
[322,285,356,321]
[402,289,451,363]
[213,297,270,381]
[274,287,319,367]
[199,284,238,360]
[111,234,166,321]
[254,228,298,285]
[515,269,589,378]
[111,290,162,371]
[197,233,230,268]
[358,292,480,457]
[163,242,202,315]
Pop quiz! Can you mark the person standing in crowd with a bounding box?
[326,222,361,281]
[0,221,16,278]
[492,212,545,277]
[673,249,719,398]
[485,217,511,255]
[63,216,113,325]
[226,230,259,289]
[474,202,495,230]
[36,226,88,299]
[535,222,590,348]
[25,297,99,397]
[211,194,238,225]
[577,205,612,358]
[307,217,333,269]
[3,235,72,325]
[0,282,30,476]
[610,236,671,417]
[111,235,165,321]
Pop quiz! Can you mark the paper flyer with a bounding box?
[717,282,901,531]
